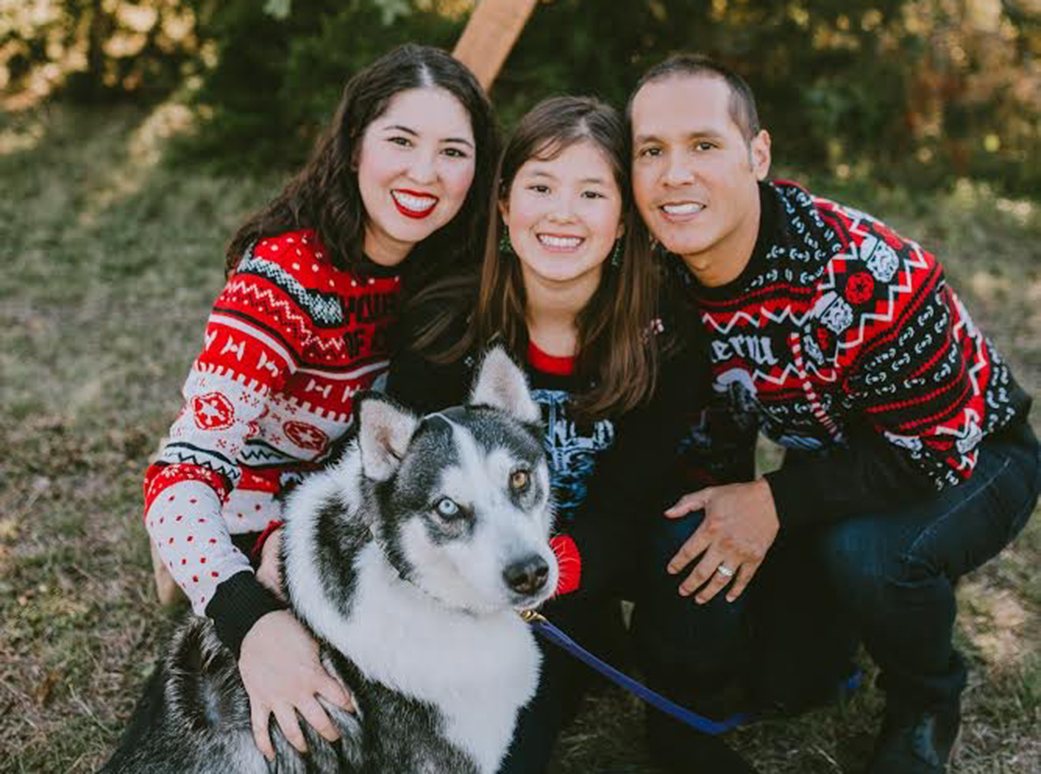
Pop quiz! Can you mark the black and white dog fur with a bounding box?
[103,348,559,773]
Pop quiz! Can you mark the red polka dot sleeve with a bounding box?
[143,234,314,614]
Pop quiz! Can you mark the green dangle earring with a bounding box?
[609,238,623,268]
[499,230,514,257]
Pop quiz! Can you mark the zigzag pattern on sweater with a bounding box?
[237,248,345,327]
[157,442,240,482]
[819,231,932,355]
[948,290,990,398]
[220,280,317,355]
[686,181,1025,490]
[143,461,228,507]
[240,440,301,466]
[144,228,403,613]
[219,281,368,363]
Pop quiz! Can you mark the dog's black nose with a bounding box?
[503,556,549,596]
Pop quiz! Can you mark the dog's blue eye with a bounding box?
[434,497,460,519]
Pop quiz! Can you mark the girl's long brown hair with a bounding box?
[224,44,498,293]
[411,96,664,420]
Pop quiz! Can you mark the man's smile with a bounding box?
[659,201,706,220]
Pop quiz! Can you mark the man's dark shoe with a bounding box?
[866,700,961,773]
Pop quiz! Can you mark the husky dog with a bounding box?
[103,348,558,773]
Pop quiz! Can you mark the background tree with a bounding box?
[2,0,1039,189]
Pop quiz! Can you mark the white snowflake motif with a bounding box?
[801,328,824,365]
[884,431,923,453]
[953,414,984,455]
[819,296,854,334]
[864,236,900,283]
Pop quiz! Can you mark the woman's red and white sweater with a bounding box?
[143,229,402,650]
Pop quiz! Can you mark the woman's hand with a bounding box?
[256,527,285,600]
[239,610,355,760]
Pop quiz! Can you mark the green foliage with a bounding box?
[1,0,201,104]
[182,0,464,169]
[3,0,1040,190]
[488,0,1041,194]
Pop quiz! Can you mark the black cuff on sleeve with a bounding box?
[763,466,807,530]
[764,435,937,531]
[205,570,287,657]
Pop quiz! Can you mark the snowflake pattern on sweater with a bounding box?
[681,181,1027,496]
[143,229,401,612]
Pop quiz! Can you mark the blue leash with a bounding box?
[522,610,862,736]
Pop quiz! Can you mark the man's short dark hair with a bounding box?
[627,54,761,142]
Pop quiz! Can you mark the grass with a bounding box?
[1,102,1039,773]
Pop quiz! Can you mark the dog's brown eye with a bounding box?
[510,469,530,491]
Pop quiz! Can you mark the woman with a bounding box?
[387,95,704,772]
[142,43,497,760]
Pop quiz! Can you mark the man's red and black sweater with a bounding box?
[143,229,403,653]
[676,181,1031,527]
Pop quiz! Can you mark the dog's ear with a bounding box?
[469,346,540,424]
[355,393,419,482]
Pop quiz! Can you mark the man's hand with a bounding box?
[239,610,354,760]
[664,479,780,604]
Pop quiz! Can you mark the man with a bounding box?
[628,54,1039,773]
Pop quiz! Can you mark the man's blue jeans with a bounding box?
[635,421,1041,713]
[499,422,1040,772]
[809,420,1041,707]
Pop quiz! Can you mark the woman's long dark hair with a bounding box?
[225,44,497,290]
[412,96,664,420]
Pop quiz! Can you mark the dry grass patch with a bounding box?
[1,105,1038,772]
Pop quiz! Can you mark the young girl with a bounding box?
[387,96,702,772]
[141,44,496,760]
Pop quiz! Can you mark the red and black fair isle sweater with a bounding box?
[677,181,1031,527]
[143,229,402,651]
